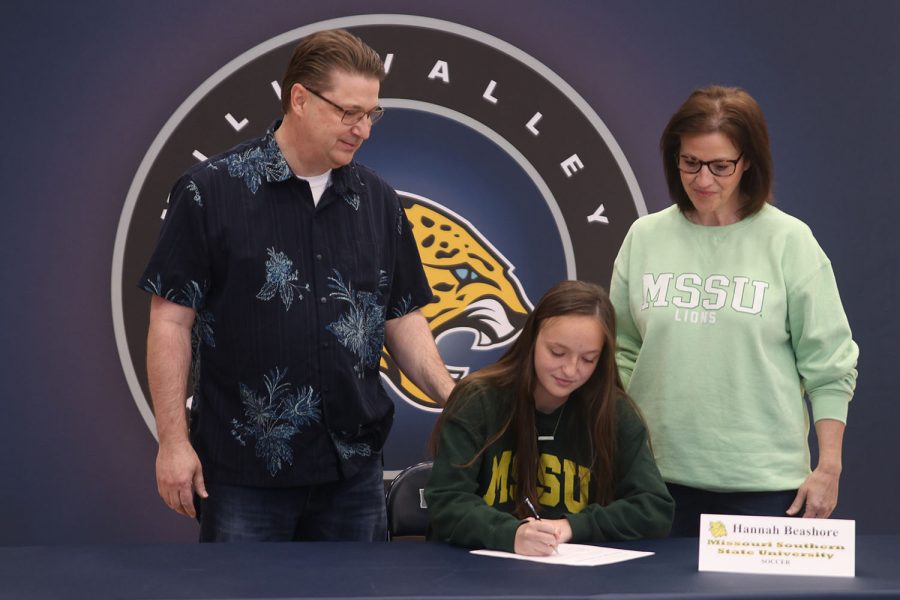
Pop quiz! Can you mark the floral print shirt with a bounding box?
[140,121,432,487]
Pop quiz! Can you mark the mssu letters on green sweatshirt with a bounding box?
[426,388,673,552]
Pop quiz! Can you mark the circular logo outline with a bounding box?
[112,14,647,438]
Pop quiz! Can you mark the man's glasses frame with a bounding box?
[306,88,384,126]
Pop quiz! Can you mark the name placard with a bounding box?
[698,514,855,577]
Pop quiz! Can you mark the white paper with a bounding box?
[471,543,654,566]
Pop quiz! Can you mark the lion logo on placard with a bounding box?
[709,521,728,538]
[380,192,532,409]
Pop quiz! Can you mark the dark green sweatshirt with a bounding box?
[426,388,673,552]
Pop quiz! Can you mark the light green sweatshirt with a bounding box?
[610,204,858,492]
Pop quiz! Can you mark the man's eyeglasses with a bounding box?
[306,88,384,126]
[677,154,743,177]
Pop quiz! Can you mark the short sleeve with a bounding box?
[385,190,433,319]
[138,174,212,310]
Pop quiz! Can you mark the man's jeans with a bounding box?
[197,457,386,542]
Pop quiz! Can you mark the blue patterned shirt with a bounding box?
[140,121,433,487]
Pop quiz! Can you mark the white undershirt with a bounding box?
[297,170,332,206]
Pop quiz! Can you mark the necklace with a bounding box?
[537,403,566,442]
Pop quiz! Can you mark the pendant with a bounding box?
[537,435,554,441]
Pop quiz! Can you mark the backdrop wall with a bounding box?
[1,0,897,545]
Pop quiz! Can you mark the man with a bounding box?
[141,29,454,542]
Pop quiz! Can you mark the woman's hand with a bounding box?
[514,518,561,555]
[787,419,844,518]
[541,518,573,543]
[513,517,573,555]
[787,466,840,518]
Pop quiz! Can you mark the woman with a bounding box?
[610,85,859,536]
[426,280,673,556]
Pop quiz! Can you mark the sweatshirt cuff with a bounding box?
[565,513,592,543]
[496,519,527,553]
[809,389,850,424]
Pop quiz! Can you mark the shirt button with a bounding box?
[320,297,327,304]
[315,253,323,261]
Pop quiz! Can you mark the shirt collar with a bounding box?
[266,120,364,199]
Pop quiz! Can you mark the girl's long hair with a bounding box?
[430,280,630,518]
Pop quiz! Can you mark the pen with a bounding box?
[523,497,541,520]
[523,497,559,554]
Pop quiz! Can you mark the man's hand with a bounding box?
[156,439,208,518]
[147,295,203,517]
[384,309,455,406]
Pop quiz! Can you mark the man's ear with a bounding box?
[289,83,308,115]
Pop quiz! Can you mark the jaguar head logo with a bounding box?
[380,192,533,409]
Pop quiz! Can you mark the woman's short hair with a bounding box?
[280,29,385,114]
[660,85,774,218]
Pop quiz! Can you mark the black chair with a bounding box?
[385,461,433,540]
